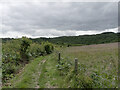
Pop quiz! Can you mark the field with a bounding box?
[3,42,118,88]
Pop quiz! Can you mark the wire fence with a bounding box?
[56,52,78,74]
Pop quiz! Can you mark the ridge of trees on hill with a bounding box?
[2,32,119,45]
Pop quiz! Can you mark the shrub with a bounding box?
[28,43,43,57]
[44,42,54,54]
[20,37,32,62]
[2,38,54,83]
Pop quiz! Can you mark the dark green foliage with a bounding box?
[28,43,42,57]
[56,58,94,88]
[2,39,21,82]
[31,32,119,46]
[2,37,54,83]
[20,37,31,62]
[44,45,51,54]
[67,44,71,47]
[2,32,119,46]
[44,42,54,54]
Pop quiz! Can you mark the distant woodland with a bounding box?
[2,32,119,46]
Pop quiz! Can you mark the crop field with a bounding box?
[3,42,118,88]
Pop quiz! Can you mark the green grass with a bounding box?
[3,52,65,88]
[3,42,118,88]
[3,56,45,88]
[61,42,118,88]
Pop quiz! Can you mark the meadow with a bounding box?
[3,42,118,88]
[61,43,118,88]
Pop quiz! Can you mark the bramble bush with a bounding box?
[56,56,118,88]
[20,37,32,62]
[44,42,54,54]
[2,37,54,83]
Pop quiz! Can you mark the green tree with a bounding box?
[20,37,32,62]
[44,42,54,54]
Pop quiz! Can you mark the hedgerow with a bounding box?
[2,37,54,83]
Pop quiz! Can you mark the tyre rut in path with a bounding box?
[35,59,46,88]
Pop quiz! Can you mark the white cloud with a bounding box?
[0,29,76,38]
[76,28,118,35]
[0,2,118,38]
[0,0,119,3]
[0,28,118,38]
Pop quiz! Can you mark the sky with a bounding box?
[0,0,119,38]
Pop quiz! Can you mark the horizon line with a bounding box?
[1,31,119,39]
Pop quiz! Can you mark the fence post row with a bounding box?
[75,58,78,74]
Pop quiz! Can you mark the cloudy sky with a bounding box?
[0,1,118,38]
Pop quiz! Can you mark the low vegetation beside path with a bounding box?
[3,42,118,88]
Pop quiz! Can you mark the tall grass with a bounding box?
[3,42,118,88]
[60,43,118,88]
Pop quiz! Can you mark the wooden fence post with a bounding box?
[74,58,78,74]
[58,52,60,63]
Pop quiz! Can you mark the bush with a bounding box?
[2,38,54,83]
[20,37,32,62]
[28,43,43,57]
[44,42,54,54]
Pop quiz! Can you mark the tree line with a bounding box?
[2,32,119,46]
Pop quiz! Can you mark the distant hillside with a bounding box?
[2,32,119,45]
[31,32,119,45]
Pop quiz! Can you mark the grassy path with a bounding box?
[3,56,48,88]
[38,53,64,88]
[3,52,63,88]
